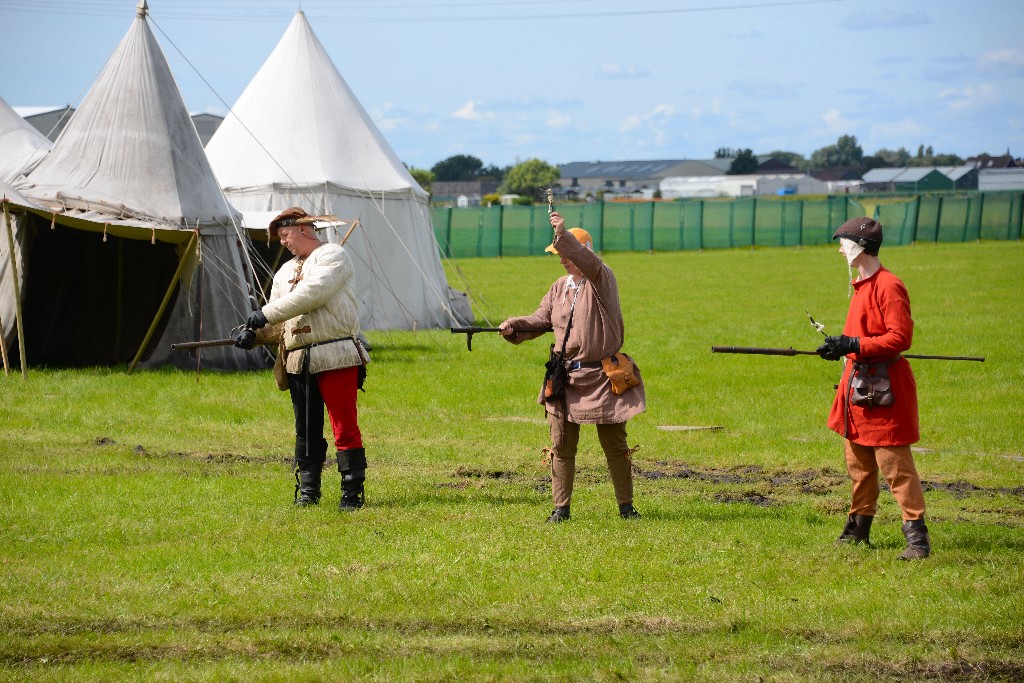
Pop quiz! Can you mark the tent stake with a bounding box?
[2,200,27,379]
[127,230,198,373]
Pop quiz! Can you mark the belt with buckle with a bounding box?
[570,359,603,371]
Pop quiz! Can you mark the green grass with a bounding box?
[2,241,1022,681]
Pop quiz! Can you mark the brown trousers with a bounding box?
[548,415,633,507]
[844,440,926,521]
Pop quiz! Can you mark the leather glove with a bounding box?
[246,309,268,331]
[234,328,256,350]
[816,335,860,361]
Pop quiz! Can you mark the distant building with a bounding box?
[966,153,1018,169]
[557,159,732,196]
[862,165,978,192]
[191,113,225,147]
[22,106,75,141]
[660,173,831,199]
[22,105,224,146]
[431,180,499,202]
[979,168,1024,191]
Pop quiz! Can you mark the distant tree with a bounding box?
[477,164,509,182]
[727,148,759,175]
[917,145,926,158]
[408,167,435,194]
[861,155,888,173]
[931,153,964,165]
[906,150,965,167]
[765,150,808,169]
[810,135,864,168]
[714,147,737,159]
[431,154,484,181]
[874,147,912,167]
[499,159,560,201]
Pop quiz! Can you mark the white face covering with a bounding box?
[840,238,865,266]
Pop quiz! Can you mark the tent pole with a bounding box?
[0,307,9,375]
[127,230,198,373]
[2,200,27,379]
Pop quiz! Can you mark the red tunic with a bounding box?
[826,267,920,446]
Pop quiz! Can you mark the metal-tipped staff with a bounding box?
[711,346,984,362]
[451,326,549,351]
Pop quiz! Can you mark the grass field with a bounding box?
[2,240,1022,682]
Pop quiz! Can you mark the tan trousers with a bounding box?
[845,440,926,521]
[548,415,633,507]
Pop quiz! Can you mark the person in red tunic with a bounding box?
[816,217,930,560]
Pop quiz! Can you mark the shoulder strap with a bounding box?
[557,285,580,356]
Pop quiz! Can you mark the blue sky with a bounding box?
[2,0,1022,169]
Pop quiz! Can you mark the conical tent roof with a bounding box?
[0,96,51,183]
[24,6,235,227]
[206,11,470,331]
[5,2,265,370]
[207,11,423,195]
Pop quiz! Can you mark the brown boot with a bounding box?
[835,514,873,546]
[898,519,931,560]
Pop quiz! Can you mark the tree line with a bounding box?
[408,137,1007,200]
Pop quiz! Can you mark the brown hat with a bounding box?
[832,217,883,249]
[268,207,309,238]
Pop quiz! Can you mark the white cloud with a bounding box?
[939,84,997,111]
[822,108,852,133]
[451,100,496,121]
[980,47,1024,70]
[598,63,650,79]
[871,118,926,138]
[620,114,643,132]
[690,98,722,119]
[619,104,677,146]
[546,111,571,128]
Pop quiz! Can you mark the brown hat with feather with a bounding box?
[267,207,339,239]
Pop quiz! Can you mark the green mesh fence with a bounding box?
[432,192,1023,258]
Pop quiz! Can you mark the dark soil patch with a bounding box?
[452,466,515,480]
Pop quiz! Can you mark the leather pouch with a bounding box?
[602,352,639,395]
[850,362,894,407]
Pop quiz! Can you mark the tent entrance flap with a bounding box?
[20,218,179,366]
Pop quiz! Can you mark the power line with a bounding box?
[2,0,849,23]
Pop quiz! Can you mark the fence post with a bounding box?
[934,195,944,244]
[697,200,705,251]
[444,207,453,258]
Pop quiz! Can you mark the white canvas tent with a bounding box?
[2,1,266,370]
[205,11,470,331]
[0,96,51,183]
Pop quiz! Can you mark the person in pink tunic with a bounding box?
[817,217,930,560]
[499,211,646,523]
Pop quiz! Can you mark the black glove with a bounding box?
[246,309,268,331]
[234,328,256,350]
[816,335,860,361]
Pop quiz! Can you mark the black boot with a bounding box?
[546,505,571,523]
[619,502,641,520]
[898,519,931,560]
[338,447,367,511]
[293,436,327,507]
[835,514,873,546]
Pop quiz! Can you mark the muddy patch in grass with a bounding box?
[637,460,1024,506]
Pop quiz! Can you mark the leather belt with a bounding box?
[570,360,603,371]
[293,336,355,352]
